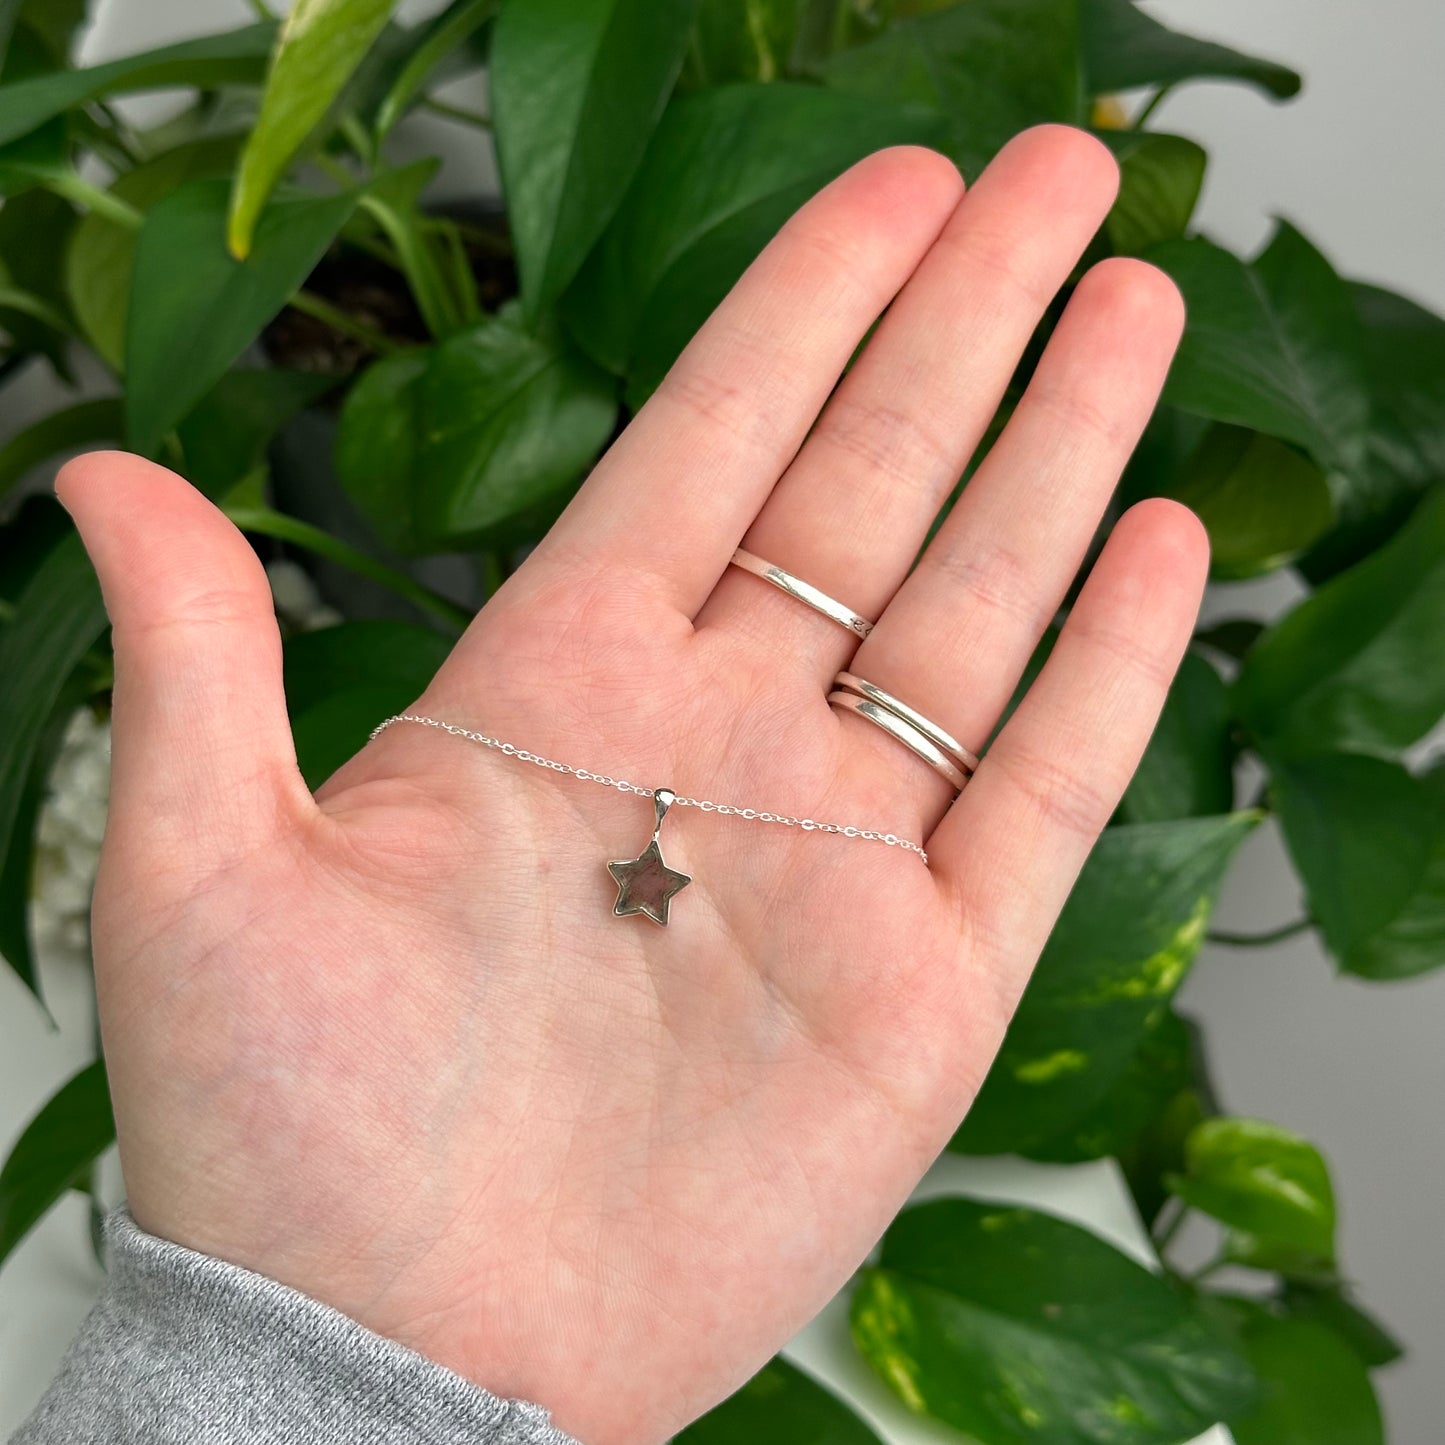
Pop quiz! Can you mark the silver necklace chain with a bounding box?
[369,713,928,862]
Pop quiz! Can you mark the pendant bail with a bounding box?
[652,787,677,839]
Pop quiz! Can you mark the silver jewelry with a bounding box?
[729,547,875,639]
[368,714,928,926]
[827,691,971,794]
[833,671,981,773]
[607,788,691,926]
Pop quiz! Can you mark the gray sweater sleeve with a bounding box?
[8,1203,583,1445]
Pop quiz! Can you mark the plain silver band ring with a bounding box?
[833,671,982,773]
[828,691,970,794]
[730,548,874,639]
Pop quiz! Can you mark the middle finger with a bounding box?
[694,125,1120,675]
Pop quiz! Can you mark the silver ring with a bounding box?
[833,672,981,773]
[828,692,971,794]
[729,548,874,639]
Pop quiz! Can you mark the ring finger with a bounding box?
[835,253,1188,829]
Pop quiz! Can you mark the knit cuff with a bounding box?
[10,1203,581,1445]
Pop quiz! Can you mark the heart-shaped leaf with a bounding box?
[1148,224,1371,473]
[1224,1306,1383,1445]
[1272,753,1445,981]
[676,1355,883,1445]
[125,176,359,456]
[0,22,274,147]
[818,0,1082,180]
[562,82,941,399]
[335,309,618,553]
[1119,650,1234,823]
[1081,0,1300,100]
[951,812,1256,1156]
[1170,423,1334,579]
[491,0,700,320]
[852,1197,1257,1445]
[1303,283,1445,581]
[1234,484,1445,757]
[1167,1117,1336,1266]
[1098,129,1207,256]
[0,1059,115,1266]
[228,0,396,260]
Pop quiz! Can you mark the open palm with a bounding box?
[60,128,1206,1445]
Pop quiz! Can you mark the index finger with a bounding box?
[525,146,965,616]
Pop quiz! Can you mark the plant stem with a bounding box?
[224,506,472,634]
[1189,1255,1229,1286]
[1208,917,1314,948]
[41,171,142,229]
[244,0,276,18]
[1133,85,1174,130]
[1152,1200,1189,1256]
[288,289,402,355]
[419,96,492,129]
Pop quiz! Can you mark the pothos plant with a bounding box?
[0,1,1440,1442]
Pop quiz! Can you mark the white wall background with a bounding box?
[1,1,1442,1441]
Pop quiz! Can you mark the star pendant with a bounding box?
[607,839,691,927]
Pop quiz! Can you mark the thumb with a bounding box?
[56,450,315,873]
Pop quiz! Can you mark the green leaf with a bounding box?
[335,310,618,553]
[1273,753,1445,981]
[491,0,700,320]
[1167,1117,1335,1266]
[852,1197,1257,1445]
[1234,485,1445,757]
[1170,423,1334,579]
[951,812,1256,1155]
[283,620,453,789]
[0,397,123,505]
[0,527,106,999]
[1081,0,1300,99]
[1147,224,1371,472]
[818,0,1081,181]
[1303,283,1445,581]
[65,133,244,371]
[178,367,338,500]
[1097,130,1206,257]
[1278,1283,1403,1371]
[1226,1308,1383,1445]
[676,1355,883,1445]
[125,176,358,456]
[562,82,941,397]
[0,1059,115,1267]
[0,23,275,148]
[332,346,429,552]
[1025,1006,1193,1164]
[1119,650,1233,823]
[228,0,396,260]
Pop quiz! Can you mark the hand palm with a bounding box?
[63,131,1206,1445]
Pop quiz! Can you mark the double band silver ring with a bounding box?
[730,548,874,639]
[829,672,979,795]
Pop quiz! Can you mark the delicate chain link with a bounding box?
[369,713,928,863]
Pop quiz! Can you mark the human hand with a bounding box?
[58,126,1205,1445]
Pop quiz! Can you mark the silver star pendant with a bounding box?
[607,788,692,927]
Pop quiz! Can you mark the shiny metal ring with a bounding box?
[833,671,982,773]
[828,691,970,794]
[730,548,874,639]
